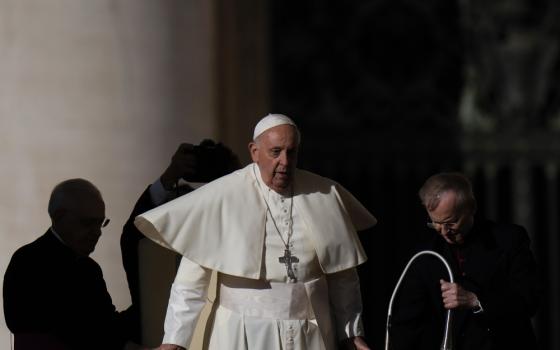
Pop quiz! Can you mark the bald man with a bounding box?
[3,179,147,350]
[135,114,377,350]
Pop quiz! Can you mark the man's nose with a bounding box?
[279,151,289,165]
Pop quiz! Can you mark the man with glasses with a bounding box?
[3,179,148,350]
[390,172,540,350]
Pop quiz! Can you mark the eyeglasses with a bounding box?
[63,210,110,230]
[72,215,110,230]
[101,218,110,228]
[80,217,110,229]
[427,221,457,231]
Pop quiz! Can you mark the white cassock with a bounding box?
[135,164,377,350]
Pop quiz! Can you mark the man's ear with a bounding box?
[248,142,259,163]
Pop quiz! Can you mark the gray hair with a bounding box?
[48,178,102,218]
[418,172,477,214]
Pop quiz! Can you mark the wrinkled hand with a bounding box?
[157,344,186,350]
[440,279,478,310]
[339,336,370,350]
[160,143,197,190]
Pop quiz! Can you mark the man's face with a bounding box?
[55,194,106,256]
[249,124,299,193]
[427,190,473,245]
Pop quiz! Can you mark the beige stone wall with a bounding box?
[0,0,216,348]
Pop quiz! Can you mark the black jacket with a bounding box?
[390,218,540,350]
[3,230,135,350]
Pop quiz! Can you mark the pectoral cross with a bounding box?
[279,249,299,283]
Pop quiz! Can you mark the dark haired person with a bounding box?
[120,140,240,345]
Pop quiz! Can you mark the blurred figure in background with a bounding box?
[120,139,240,345]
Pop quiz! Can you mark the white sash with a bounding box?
[217,274,337,350]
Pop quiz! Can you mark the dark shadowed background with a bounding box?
[265,1,560,349]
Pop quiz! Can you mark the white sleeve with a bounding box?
[326,267,365,340]
[162,256,212,347]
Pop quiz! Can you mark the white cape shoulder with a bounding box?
[135,164,377,278]
[135,166,267,278]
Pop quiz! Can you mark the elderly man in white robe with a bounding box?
[135,114,376,350]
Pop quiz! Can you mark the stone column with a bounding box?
[545,163,559,350]
[0,0,217,347]
[214,0,270,164]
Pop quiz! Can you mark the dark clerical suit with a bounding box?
[3,230,135,350]
[390,218,540,350]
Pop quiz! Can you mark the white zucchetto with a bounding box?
[253,114,298,140]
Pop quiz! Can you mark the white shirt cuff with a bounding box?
[149,178,169,206]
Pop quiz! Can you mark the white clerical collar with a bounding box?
[49,226,68,247]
